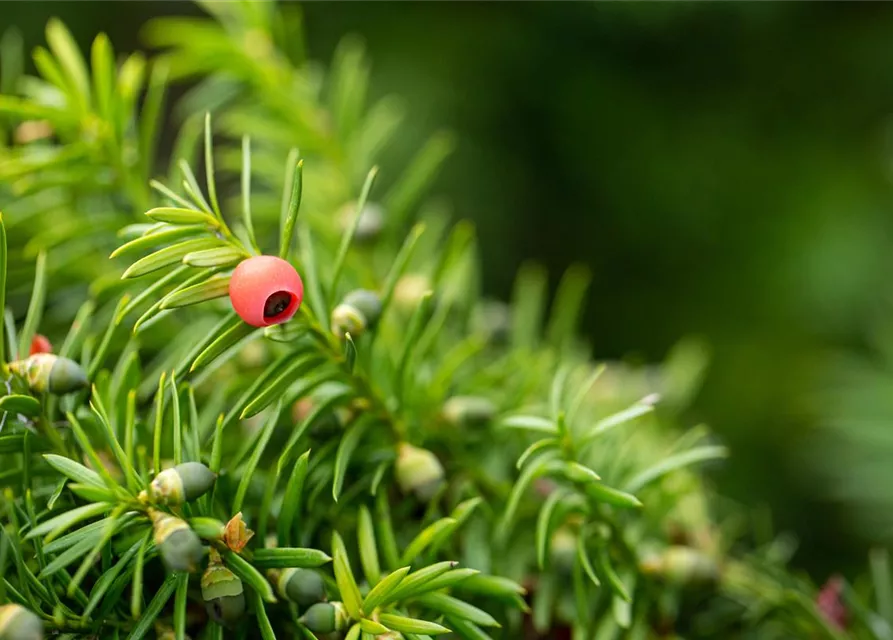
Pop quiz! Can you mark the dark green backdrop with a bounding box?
[6,1,893,579]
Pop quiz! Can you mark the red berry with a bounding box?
[229,256,304,327]
[29,334,52,356]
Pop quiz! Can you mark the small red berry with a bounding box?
[229,256,304,327]
[817,575,847,630]
[29,334,52,356]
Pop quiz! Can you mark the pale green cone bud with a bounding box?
[201,564,246,627]
[393,274,431,313]
[0,604,44,640]
[395,443,445,502]
[442,396,497,428]
[339,201,384,242]
[657,546,720,587]
[8,353,87,395]
[331,289,382,339]
[152,511,205,573]
[276,568,327,608]
[299,601,349,633]
[149,462,216,505]
[550,527,577,574]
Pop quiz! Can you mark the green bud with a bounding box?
[149,462,216,505]
[658,546,719,587]
[339,201,385,242]
[393,274,431,313]
[550,527,577,574]
[0,604,44,640]
[331,289,382,339]
[152,511,205,573]
[8,353,87,395]
[299,601,349,633]
[276,568,327,608]
[202,564,246,627]
[395,443,445,502]
[442,396,497,427]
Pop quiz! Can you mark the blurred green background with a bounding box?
[6,1,893,580]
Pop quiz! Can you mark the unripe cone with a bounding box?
[395,443,444,502]
[149,462,216,505]
[0,604,43,640]
[274,568,327,608]
[331,289,382,338]
[339,201,384,242]
[229,256,304,327]
[28,334,52,356]
[299,601,349,633]
[202,563,246,627]
[442,396,497,428]
[8,353,87,395]
[641,545,719,588]
[151,510,205,573]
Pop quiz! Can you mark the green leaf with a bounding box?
[126,573,178,640]
[445,617,493,640]
[363,566,411,612]
[497,451,561,542]
[277,384,351,475]
[415,592,500,628]
[179,159,213,214]
[67,506,126,595]
[401,519,457,565]
[383,132,455,227]
[131,531,151,619]
[182,246,246,268]
[545,264,591,353]
[411,568,478,594]
[329,36,369,141]
[330,166,379,296]
[536,489,570,570]
[83,536,143,618]
[239,354,321,419]
[26,502,111,542]
[39,529,102,578]
[516,438,559,469]
[0,394,41,417]
[577,535,601,588]
[116,265,189,324]
[379,222,426,314]
[232,402,281,513]
[298,224,328,329]
[279,158,303,260]
[623,445,728,494]
[395,291,434,399]
[0,214,6,364]
[345,625,361,640]
[17,250,46,360]
[204,112,222,219]
[46,18,91,113]
[190,319,256,373]
[454,574,527,600]
[332,530,365,618]
[225,551,276,603]
[582,402,654,442]
[247,584,277,640]
[122,238,221,278]
[174,572,189,640]
[241,135,259,253]
[160,275,231,309]
[250,547,332,569]
[498,415,557,434]
[145,207,218,226]
[583,482,642,509]
[560,461,601,484]
[360,619,390,635]
[510,262,547,350]
[377,613,450,636]
[344,333,357,373]
[871,548,893,627]
[594,545,630,602]
[385,562,457,604]
[357,505,380,585]
[333,418,371,502]
[277,450,311,547]
[68,483,119,503]
[43,454,105,489]
[375,490,400,571]
[90,392,141,492]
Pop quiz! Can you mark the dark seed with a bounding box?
[264,292,292,318]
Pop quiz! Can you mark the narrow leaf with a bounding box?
[277,450,311,547]
[251,548,332,569]
[363,566,411,612]
[225,551,276,603]
[279,158,303,260]
[623,445,728,494]
[330,166,378,296]
[333,418,370,502]
[122,238,221,279]
[415,592,499,628]
[182,246,246,269]
[126,573,178,640]
[377,613,450,636]
[332,530,364,618]
[401,519,457,565]
[161,275,231,309]
[145,207,217,226]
